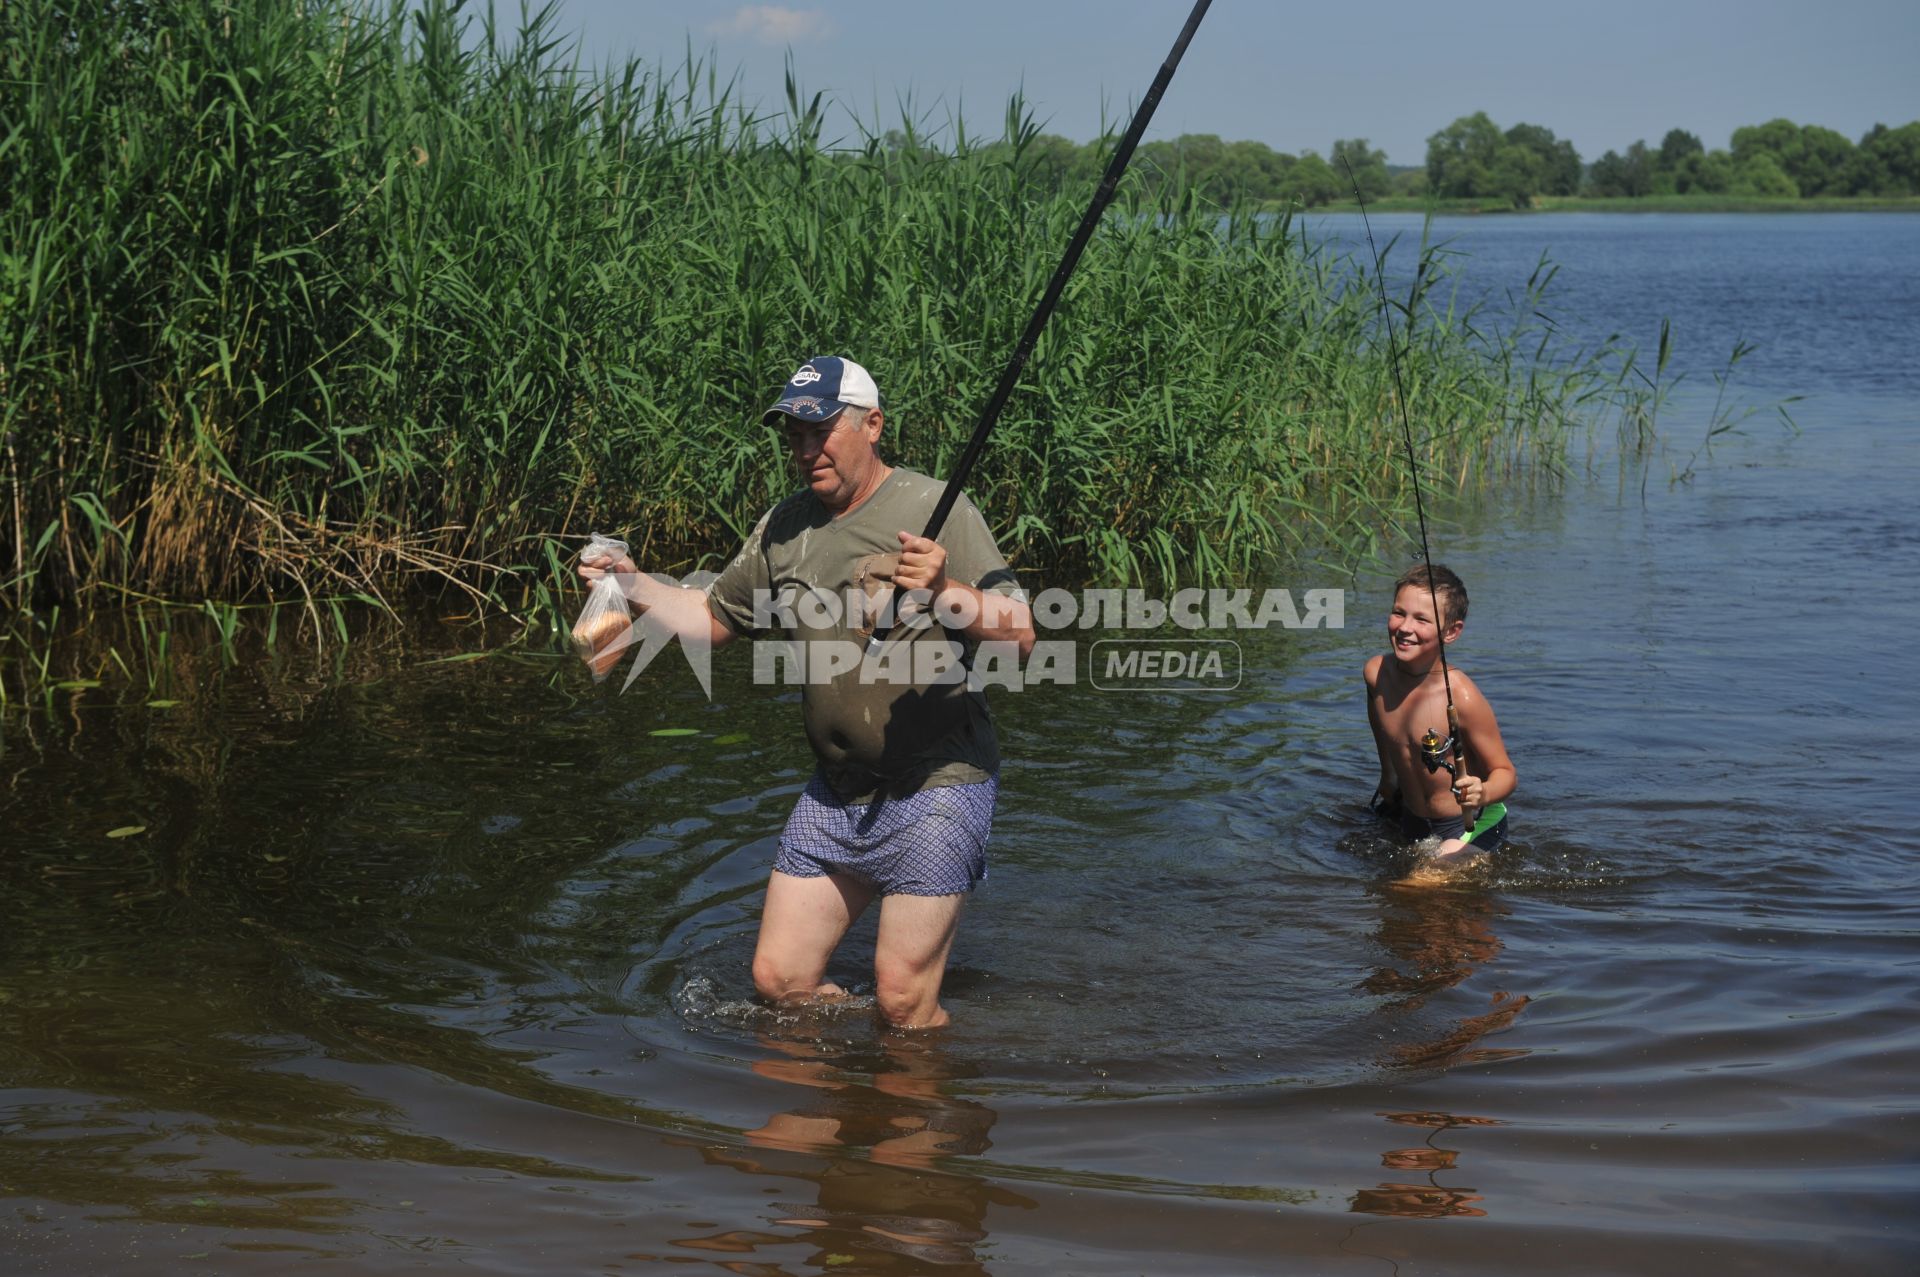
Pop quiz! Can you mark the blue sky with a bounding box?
[527,1,1918,166]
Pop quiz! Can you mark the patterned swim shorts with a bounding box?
[775,771,998,897]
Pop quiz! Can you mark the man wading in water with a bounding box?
[581,357,1034,1028]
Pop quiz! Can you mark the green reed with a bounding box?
[1,0,1647,667]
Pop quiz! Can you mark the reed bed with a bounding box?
[2,0,1643,687]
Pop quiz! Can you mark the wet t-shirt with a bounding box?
[707,469,1021,803]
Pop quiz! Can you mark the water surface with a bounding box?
[3,212,1916,1274]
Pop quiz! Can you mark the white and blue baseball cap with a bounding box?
[762,356,881,426]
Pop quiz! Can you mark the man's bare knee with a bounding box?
[873,959,944,1028]
[874,983,944,1028]
[751,956,787,1001]
[870,891,963,1028]
[753,955,808,1002]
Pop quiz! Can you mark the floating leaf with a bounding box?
[712,733,750,745]
[107,825,148,839]
[425,651,491,664]
[649,728,699,738]
[54,679,102,690]
[146,699,181,708]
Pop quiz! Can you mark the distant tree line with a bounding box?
[1584,119,1920,200]
[885,128,1404,207]
[1417,112,1920,203]
[1424,113,1584,205]
[911,114,1920,207]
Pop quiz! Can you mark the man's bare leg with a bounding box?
[872,892,966,1029]
[752,870,874,1004]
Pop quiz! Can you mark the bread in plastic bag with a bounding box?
[571,533,633,681]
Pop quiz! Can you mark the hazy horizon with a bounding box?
[525,1,1919,166]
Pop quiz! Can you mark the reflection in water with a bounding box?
[1364,880,1532,1071]
[1348,878,1530,1220]
[1351,1111,1506,1220]
[667,1035,1031,1272]
[0,643,687,1243]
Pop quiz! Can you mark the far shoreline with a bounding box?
[1293,194,1920,215]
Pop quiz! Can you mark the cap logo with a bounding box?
[790,364,823,386]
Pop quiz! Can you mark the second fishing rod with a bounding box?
[1341,157,1471,812]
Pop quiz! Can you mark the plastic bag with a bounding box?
[571,533,633,682]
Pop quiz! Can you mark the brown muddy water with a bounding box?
[3,214,1917,1274]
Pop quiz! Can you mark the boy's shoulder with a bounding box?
[1363,652,1386,686]
[1449,665,1493,703]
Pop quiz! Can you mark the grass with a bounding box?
[2,0,1663,704]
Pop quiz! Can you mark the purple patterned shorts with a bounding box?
[775,772,997,897]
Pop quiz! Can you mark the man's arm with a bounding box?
[579,551,736,649]
[894,531,1036,661]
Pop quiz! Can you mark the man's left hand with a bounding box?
[894,532,950,602]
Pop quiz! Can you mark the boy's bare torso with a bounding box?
[1365,654,1483,819]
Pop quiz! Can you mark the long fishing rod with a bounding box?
[867,0,1213,655]
[1340,158,1469,809]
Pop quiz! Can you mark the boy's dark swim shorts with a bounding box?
[1396,802,1508,852]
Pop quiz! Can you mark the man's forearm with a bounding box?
[622,572,736,650]
[936,582,1035,660]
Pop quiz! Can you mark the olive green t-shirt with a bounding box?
[707,468,1021,803]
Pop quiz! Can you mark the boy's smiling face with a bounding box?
[1388,584,1463,667]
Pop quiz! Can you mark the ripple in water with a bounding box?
[643,846,1562,1101]
[674,972,878,1038]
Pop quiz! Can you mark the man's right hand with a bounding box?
[578,549,637,581]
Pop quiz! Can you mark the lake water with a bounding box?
[3,213,1917,1274]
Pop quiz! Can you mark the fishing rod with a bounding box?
[1340,158,1469,811]
[866,0,1214,655]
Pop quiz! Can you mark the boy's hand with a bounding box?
[1454,773,1487,809]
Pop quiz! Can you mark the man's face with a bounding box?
[779,406,883,511]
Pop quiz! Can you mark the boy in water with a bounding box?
[1364,565,1517,863]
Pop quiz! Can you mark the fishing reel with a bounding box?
[1419,727,1469,809]
[1418,728,1457,779]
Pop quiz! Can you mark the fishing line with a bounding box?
[1340,158,1468,801]
[867,0,1214,654]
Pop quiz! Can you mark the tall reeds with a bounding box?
[1,0,1634,636]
